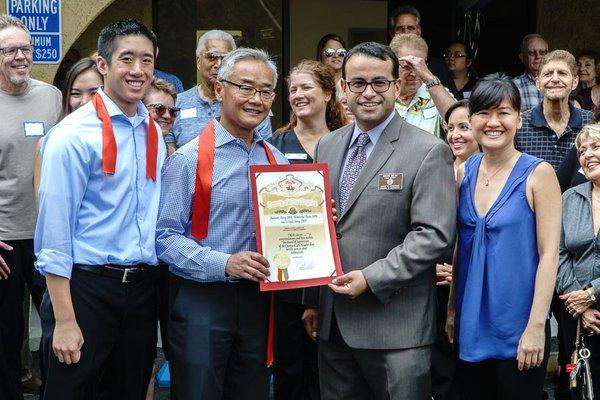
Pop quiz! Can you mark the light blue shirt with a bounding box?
[340,110,395,178]
[34,88,167,279]
[166,86,272,147]
[156,118,288,283]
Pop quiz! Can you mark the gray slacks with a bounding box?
[319,316,432,400]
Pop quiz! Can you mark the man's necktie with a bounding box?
[339,132,370,212]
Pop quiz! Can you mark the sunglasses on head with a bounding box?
[323,48,347,58]
[146,103,180,118]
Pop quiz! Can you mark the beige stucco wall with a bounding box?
[537,0,600,55]
[0,0,151,84]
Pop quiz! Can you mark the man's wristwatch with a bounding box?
[425,76,441,89]
[588,287,597,303]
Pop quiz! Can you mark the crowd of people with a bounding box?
[3,3,600,400]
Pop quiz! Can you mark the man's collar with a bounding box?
[196,84,217,105]
[525,72,537,82]
[97,87,149,119]
[397,83,429,108]
[214,117,262,148]
[531,100,583,130]
[350,110,395,146]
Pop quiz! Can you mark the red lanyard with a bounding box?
[191,120,277,239]
[91,93,158,180]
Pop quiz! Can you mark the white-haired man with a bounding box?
[156,48,288,399]
[167,30,271,148]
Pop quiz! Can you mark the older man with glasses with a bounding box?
[156,48,288,399]
[513,33,549,111]
[0,14,61,400]
[167,30,271,150]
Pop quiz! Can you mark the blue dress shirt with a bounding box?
[35,88,167,279]
[156,118,288,283]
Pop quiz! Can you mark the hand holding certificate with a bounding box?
[250,163,342,291]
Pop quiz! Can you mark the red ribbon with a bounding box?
[91,93,158,180]
[190,120,278,367]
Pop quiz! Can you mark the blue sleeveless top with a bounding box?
[456,152,542,362]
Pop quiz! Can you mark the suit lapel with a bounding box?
[339,114,402,220]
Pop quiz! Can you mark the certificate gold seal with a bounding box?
[273,250,291,282]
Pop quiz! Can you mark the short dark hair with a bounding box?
[316,33,347,62]
[389,5,421,30]
[444,99,469,123]
[97,19,157,65]
[469,73,521,115]
[342,42,399,80]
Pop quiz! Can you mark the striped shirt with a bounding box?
[156,118,288,283]
[513,73,543,111]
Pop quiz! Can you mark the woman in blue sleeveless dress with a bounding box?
[445,73,562,399]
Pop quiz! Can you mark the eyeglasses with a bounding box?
[0,44,33,58]
[526,49,548,57]
[345,79,395,93]
[323,48,347,58]
[444,52,467,59]
[220,79,276,101]
[202,51,228,62]
[146,103,180,118]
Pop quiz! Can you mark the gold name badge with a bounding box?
[378,173,403,190]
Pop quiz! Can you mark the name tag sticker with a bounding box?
[378,173,403,190]
[285,153,308,160]
[24,122,45,137]
[180,108,197,119]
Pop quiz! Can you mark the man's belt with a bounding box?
[73,263,152,283]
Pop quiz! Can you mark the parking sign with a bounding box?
[6,0,61,64]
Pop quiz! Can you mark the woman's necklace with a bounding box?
[481,153,518,187]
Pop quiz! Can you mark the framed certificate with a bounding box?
[250,163,343,291]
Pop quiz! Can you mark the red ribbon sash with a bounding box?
[191,120,277,239]
[190,120,277,367]
[91,93,158,180]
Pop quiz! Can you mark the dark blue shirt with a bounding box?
[516,102,593,170]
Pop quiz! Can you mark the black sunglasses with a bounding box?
[323,48,347,58]
[146,103,180,117]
